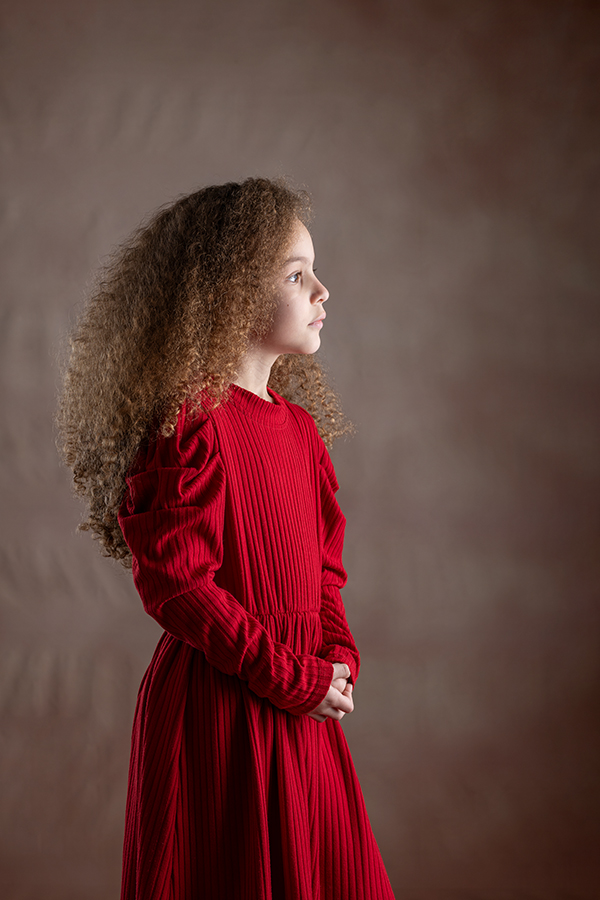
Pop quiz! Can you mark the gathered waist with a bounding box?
[254,608,322,656]
[254,608,320,620]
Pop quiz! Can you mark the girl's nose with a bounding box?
[315,280,329,304]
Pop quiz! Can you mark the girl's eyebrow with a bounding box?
[284,255,314,265]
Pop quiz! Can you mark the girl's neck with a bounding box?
[232,350,278,403]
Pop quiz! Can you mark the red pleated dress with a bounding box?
[118,385,395,900]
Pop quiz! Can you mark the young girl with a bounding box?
[58,177,394,899]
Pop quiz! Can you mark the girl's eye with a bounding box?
[288,272,301,284]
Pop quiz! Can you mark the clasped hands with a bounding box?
[307,662,354,723]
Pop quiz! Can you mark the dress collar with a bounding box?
[227,384,289,427]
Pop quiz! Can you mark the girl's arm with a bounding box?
[318,444,361,682]
[119,412,333,717]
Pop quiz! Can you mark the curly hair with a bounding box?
[57,177,352,565]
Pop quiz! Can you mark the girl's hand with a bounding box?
[307,663,354,723]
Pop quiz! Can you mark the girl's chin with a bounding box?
[279,338,321,356]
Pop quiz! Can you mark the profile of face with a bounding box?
[260,221,329,358]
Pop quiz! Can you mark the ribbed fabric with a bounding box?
[118,385,395,900]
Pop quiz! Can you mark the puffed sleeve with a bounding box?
[118,408,333,716]
[318,443,361,682]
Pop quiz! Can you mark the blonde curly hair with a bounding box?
[57,177,351,565]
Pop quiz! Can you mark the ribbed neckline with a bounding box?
[227,384,289,427]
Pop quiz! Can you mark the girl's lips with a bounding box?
[309,314,326,327]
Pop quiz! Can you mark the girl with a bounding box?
[58,177,394,899]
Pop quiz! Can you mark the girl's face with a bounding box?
[260,221,329,357]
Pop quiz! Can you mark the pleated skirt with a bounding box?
[121,630,395,900]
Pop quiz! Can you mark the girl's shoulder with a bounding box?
[137,403,218,475]
[271,390,319,438]
[272,391,338,487]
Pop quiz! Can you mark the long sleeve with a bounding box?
[317,443,361,682]
[118,409,333,716]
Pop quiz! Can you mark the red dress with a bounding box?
[118,385,394,900]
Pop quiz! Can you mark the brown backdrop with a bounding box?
[1,1,599,897]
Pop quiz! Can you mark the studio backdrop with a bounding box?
[1,1,599,897]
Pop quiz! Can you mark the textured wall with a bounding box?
[1,0,599,897]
